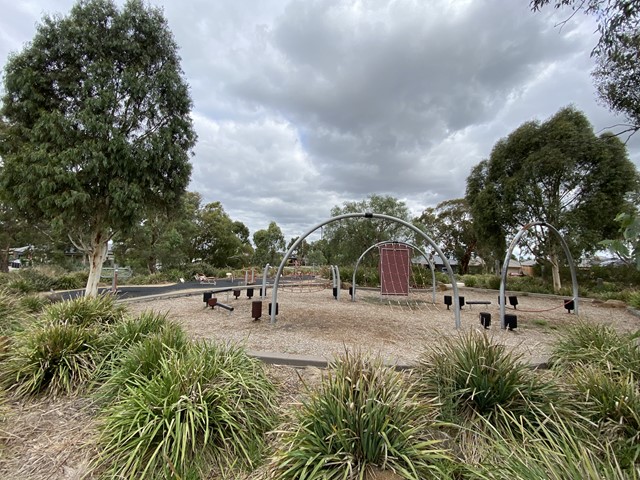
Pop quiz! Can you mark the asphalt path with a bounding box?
[59,276,317,300]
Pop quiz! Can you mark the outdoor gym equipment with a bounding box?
[270,212,462,328]
[499,221,578,329]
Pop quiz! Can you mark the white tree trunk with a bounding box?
[549,252,562,293]
[85,232,110,297]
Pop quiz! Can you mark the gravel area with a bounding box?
[124,284,640,365]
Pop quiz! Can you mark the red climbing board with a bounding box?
[379,243,410,296]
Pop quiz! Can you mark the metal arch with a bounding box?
[270,212,461,328]
[351,240,437,304]
[499,221,579,329]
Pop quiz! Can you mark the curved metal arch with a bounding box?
[270,212,461,328]
[351,240,436,304]
[499,221,579,328]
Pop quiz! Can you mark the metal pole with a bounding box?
[270,212,461,328]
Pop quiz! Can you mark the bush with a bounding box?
[0,288,30,335]
[96,318,189,403]
[270,351,450,479]
[42,294,126,329]
[551,323,640,375]
[52,271,88,290]
[415,332,566,430]
[475,408,630,480]
[7,268,55,293]
[1,321,102,397]
[18,294,50,313]
[96,341,276,479]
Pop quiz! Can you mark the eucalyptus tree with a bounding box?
[466,106,638,291]
[532,0,640,137]
[414,199,477,274]
[253,222,285,267]
[0,0,196,295]
[195,202,252,268]
[323,195,411,265]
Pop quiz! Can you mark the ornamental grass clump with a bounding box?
[551,322,640,375]
[475,407,629,480]
[270,350,450,480]
[96,340,277,479]
[0,287,30,335]
[416,332,566,430]
[566,364,640,467]
[42,294,126,329]
[95,317,189,403]
[0,295,127,397]
[1,321,101,397]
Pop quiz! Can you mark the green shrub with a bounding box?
[52,271,88,290]
[476,408,630,480]
[271,351,450,479]
[96,317,189,403]
[42,294,126,329]
[7,268,55,293]
[96,341,276,479]
[462,275,477,287]
[18,294,50,313]
[1,321,101,397]
[628,291,640,309]
[416,332,566,430]
[551,323,640,375]
[0,288,30,335]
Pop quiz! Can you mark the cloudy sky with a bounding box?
[1,0,638,242]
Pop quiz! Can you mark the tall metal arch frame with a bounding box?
[270,212,461,328]
[499,221,579,329]
[351,240,437,304]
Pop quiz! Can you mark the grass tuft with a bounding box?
[42,294,126,329]
[551,322,640,375]
[415,332,567,430]
[270,350,450,479]
[0,321,101,397]
[96,340,277,479]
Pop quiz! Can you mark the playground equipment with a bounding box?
[270,212,461,328]
[351,240,437,304]
[499,221,579,329]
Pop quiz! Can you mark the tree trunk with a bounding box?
[0,243,9,273]
[147,256,157,274]
[549,252,562,293]
[85,231,110,297]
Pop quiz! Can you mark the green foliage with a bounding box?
[0,0,196,296]
[569,366,640,442]
[466,107,639,291]
[124,272,171,285]
[532,0,640,135]
[18,294,50,313]
[42,294,126,329]
[551,323,640,375]
[51,271,89,290]
[6,268,55,293]
[414,198,477,274]
[416,333,566,429]
[600,211,640,270]
[324,195,412,265]
[96,319,189,404]
[97,341,276,479]
[271,351,450,479]
[253,221,286,267]
[475,407,631,480]
[1,321,101,397]
[0,287,30,334]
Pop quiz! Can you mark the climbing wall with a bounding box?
[379,243,410,296]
